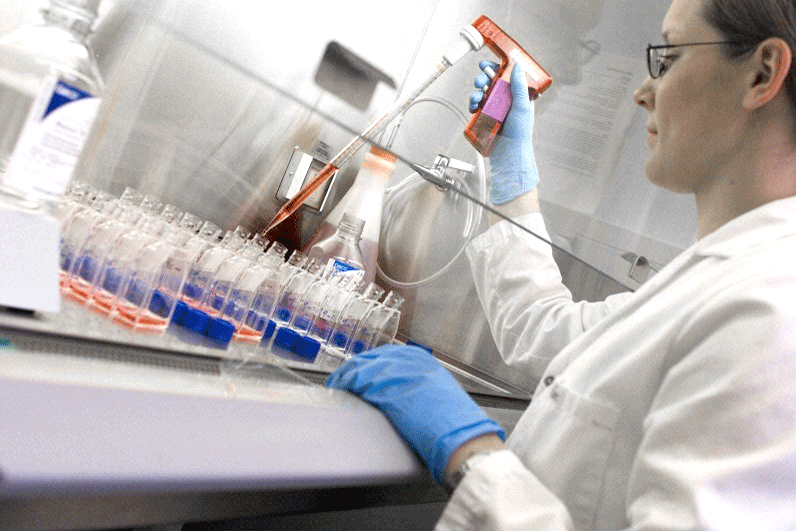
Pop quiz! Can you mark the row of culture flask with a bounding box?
[53,182,405,368]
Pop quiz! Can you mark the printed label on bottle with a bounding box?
[4,76,100,201]
[324,259,365,282]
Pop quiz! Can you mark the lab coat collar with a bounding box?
[691,195,796,258]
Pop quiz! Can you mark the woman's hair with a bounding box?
[704,0,796,111]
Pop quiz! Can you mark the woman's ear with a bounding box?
[743,37,793,110]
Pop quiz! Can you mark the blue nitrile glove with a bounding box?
[326,345,505,484]
[470,60,539,205]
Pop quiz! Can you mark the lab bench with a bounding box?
[0,301,529,531]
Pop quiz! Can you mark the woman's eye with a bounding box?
[658,54,677,75]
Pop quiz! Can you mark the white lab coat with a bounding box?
[437,196,796,530]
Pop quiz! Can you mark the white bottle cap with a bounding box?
[341,212,366,234]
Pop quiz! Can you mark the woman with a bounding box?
[327,0,796,528]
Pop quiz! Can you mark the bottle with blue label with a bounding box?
[0,0,104,206]
[307,212,367,280]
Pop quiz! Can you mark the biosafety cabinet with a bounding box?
[1,0,690,529]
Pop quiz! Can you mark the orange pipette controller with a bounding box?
[464,16,552,156]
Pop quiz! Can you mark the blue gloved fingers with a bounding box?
[469,60,499,113]
[474,72,492,90]
[469,90,484,113]
[478,60,499,77]
[501,62,534,139]
[509,61,531,102]
[488,62,539,204]
[326,345,505,484]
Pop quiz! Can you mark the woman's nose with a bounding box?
[633,77,654,109]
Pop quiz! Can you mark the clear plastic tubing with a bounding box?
[377,95,487,289]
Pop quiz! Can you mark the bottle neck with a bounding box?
[41,1,98,39]
[335,221,363,243]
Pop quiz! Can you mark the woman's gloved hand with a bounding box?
[469,60,539,205]
[326,345,506,484]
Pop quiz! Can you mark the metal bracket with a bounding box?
[276,146,337,213]
[413,154,475,191]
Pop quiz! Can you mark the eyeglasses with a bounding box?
[647,41,755,79]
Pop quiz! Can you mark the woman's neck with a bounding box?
[694,125,796,239]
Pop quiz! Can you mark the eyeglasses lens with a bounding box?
[648,47,661,78]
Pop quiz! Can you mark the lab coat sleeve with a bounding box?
[436,450,573,531]
[437,271,796,531]
[466,213,631,378]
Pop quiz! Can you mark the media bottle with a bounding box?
[308,212,367,280]
[304,146,396,285]
[0,0,104,204]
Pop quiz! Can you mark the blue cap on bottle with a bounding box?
[171,300,188,324]
[263,319,277,340]
[148,290,172,318]
[205,317,235,346]
[273,327,300,351]
[183,307,210,334]
[294,336,321,362]
[183,283,202,300]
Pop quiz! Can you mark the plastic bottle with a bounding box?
[270,260,323,335]
[64,190,164,298]
[289,270,340,334]
[239,250,306,344]
[319,282,385,370]
[115,223,198,331]
[59,190,117,286]
[347,290,405,355]
[86,215,166,315]
[51,180,95,227]
[0,0,104,205]
[202,233,268,316]
[66,187,145,300]
[304,146,396,285]
[307,275,362,345]
[223,242,287,340]
[308,212,367,280]
[159,203,183,226]
[181,225,250,307]
[182,220,222,269]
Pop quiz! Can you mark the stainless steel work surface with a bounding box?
[0,308,438,530]
[0,303,528,529]
[0,371,421,498]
